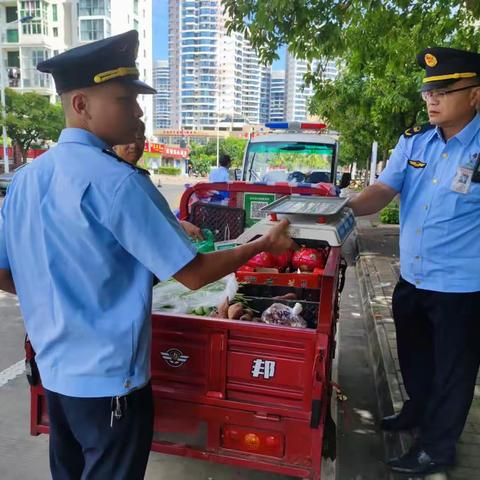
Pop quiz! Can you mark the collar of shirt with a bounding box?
[431,113,480,146]
[58,128,110,151]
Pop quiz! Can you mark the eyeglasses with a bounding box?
[421,84,479,101]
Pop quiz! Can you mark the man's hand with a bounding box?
[347,182,398,216]
[179,220,203,241]
[173,219,296,290]
[260,219,298,255]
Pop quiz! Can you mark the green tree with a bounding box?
[223,0,480,166]
[4,88,65,161]
[220,137,247,167]
[189,137,248,173]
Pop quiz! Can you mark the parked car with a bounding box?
[0,164,27,195]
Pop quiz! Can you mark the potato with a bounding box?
[217,298,229,318]
[228,302,244,320]
[239,313,253,322]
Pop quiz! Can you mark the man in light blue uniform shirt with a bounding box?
[0,31,294,479]
[349,47,480,475]
[208,154,231,201]
[209,153,231,183]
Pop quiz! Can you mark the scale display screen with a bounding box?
[261,196,348,216]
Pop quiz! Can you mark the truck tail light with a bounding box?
[222,425,284,458]
[243,433,260,450]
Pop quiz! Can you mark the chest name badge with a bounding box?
[451,166,473,194]
[408,160,427,169]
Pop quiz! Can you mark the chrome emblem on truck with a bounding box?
[161,348,189,368]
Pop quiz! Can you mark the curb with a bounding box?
[355,255,413,479]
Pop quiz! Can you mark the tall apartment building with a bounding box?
[168,0,270,130]
[0,1,70,98]
[153,59,169,129]
[285,52,338,122]
[0,0,153,135]
[268,69,285,122]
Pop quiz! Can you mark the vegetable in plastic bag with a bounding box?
[152,274,238,315]
[260,302,307,328]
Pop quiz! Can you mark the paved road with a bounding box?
[158,183,185,211]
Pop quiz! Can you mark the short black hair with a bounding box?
[219,154,232,168]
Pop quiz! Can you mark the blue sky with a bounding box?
[152,0,285,70]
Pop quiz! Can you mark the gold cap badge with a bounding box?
[425,53,438,68]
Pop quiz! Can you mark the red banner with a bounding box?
[144,142,190,159]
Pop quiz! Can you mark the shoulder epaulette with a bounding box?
[102,149,150,175]
[403,123,435,138]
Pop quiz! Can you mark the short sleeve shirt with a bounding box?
[378,114,480,292]
[0,128,197,397]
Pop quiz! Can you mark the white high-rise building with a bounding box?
[0,1,71,99]
[153,59,169,129]
[268,70,285,122]
[0,0,153,135]
[71,0,153,136]
[285,52,338,122]
[169,0,270,130]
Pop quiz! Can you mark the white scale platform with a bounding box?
[236,196,356,247]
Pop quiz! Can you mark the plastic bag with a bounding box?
[192,229,215,253]
[152,274,238,315]
[260,302,307,328]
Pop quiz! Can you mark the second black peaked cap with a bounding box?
[37,30,156,95]
[417,47,480,91]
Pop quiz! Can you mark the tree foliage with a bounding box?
[4,88,64,161]
[223,0,480,166]
[189,136,248,174]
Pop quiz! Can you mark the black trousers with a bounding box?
[392,277,480,460]
[44,382,154,480]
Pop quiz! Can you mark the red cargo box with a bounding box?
[236,269,325,289]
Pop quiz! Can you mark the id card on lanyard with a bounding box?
[451,166,474,194]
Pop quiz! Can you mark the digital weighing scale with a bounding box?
[235,196,356,247]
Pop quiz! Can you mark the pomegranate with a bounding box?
[272,249,293,271]
[292,247,326,272]
[246,251,277,269]
[238,265,255,272]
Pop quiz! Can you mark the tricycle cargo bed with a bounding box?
[151,314,329,416]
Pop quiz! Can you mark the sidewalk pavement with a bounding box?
[355,215,480,479]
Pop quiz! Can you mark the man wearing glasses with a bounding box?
[348,47,480,475]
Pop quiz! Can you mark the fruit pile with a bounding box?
[239,246,329,273]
